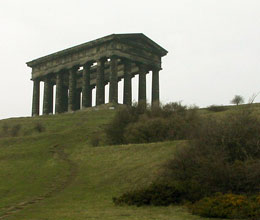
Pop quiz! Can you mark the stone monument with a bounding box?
[26,33,168,116]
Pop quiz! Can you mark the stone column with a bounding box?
[75,89,81,110]
[123,59,132,106]
[55,73,64,114]
[49,84,53,114]
[96,58,106,105]
[109,56,118,103]
[32,79,40,116]
[138,64,147,105]
[89,86,94,107]
[43,76,52,115]
[152,68,160,107]
[68,67,78,111]
[62,86,68,112]
[82,62,92,108]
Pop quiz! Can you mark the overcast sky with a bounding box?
[0,0,260,119]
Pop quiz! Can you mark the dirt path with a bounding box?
[0,145,77,220]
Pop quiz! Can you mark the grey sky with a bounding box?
[1,0,260,119]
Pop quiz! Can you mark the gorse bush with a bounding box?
[191,193,260,219]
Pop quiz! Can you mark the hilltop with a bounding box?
[0,104,259,220]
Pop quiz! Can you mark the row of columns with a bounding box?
[32,57,160,116]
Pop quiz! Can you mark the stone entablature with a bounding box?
[27,33,168,116]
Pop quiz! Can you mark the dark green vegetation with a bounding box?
[104,102,199,145]
[111,104,260,219]
[0,107,214,220]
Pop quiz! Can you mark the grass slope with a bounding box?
[1,104,257,220]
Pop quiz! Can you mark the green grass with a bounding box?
[1,104,257,220]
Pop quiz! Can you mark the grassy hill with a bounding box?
[0,104,259,220]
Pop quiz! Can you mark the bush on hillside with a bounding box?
[105,102,199,145]
[163,146,260,201]
[10,124,21,137]
[89,132,102,147]
[0,123,9,137]
[114,108,260,210]
[192,110,260,161]
[104,107,138,145]
[113,183,184,206]
[207,105,227,112]
[2,123,9,133]
[124,117,171,144]
[34,122,45,133]
[162,110,260,201]
[191,193,260,219]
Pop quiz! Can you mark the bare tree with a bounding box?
[248,92,260,104]
[231,95,244,105]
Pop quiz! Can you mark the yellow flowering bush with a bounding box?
[191,193,260,219]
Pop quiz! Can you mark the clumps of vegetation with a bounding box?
[104,103,146,145]
[105,102,199,145]
[0,123,22,137]
[0,122,46,138]
[10,124,22,137]
[33,122,45,133]
[191,193,260,219]
[207,104,227,112]
[113,183,184,206]
[192,110,260,162]
[89,132,102,147]
[2,123,9,134]
[113,107,260,219]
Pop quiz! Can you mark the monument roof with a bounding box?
[27,33,168,67]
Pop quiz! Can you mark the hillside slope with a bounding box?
[2,105,256,220]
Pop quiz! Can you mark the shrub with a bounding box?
[207,105,227,112]
[228,160,260,194]
[89,132,102,147]
[113,183,184,206]
[162,102,187,116]
[162,143,229,201]
[105,106,139,145]
[191,193,260,219]
[34,122,45,133]
[10,124,21,137]
[113,106,260,216]
[192,110,260,162]
[105,102,199,145]
[2,123,9,133]
[161,109,260,201]
[124,117,170,144]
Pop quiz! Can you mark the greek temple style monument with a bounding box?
[26,33,168,116]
